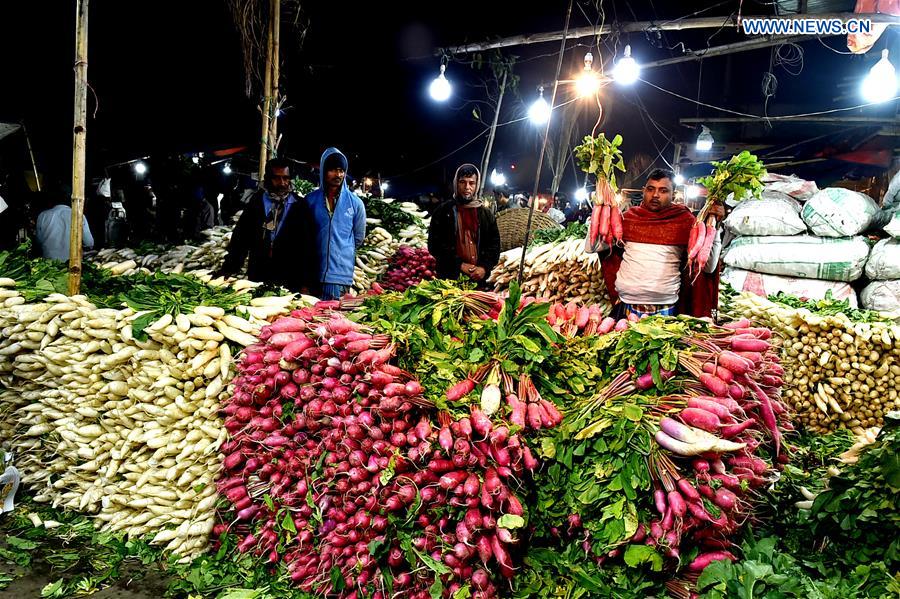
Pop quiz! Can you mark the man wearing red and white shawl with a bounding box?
[601,169,725,319]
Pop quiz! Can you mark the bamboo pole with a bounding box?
[68,0,89,295]
[268,0,281,159]
[478,69,507,197]
[21,121,41,192]
[257,0,275,185]
[518,0,573,286]
[441,13,900,55]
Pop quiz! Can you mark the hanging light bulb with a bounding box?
[222,163,232,175]
[191,155,200,165]
[673,173,685,185]
[429,64,452,102]
[528,86,551,125]
[686,185,701,200]
[133,161,147,175]
[862,49,898,104]
[575,52,600,97]
[575,187,589,203]
[696,126,714,152]
[490,169,506,187]
[381,181,389,193]
[613,45,640,85]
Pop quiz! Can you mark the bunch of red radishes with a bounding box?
[626,320,790,572]
[215,305,541,598]
[380,246,437,292]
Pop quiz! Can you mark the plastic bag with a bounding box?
[723,235,871,282]
[801,188,878,237]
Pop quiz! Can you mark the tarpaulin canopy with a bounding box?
[0,122,22,142]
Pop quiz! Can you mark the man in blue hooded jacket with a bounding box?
[306,147,367,300]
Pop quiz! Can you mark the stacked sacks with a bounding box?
[861,238,900,313]
[723,185,878,306]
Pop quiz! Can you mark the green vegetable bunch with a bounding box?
[573,133,626,192]
[696,151,766,204]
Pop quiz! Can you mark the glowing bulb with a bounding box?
[696,126,714,152]
[674,173,685,185]
[576,51,600,97]
[613,45,640,85]
[490,169,506,187]
[528,86,550,124]
[381,181,389,192]
[429,64,452,102]
[222,163,232,175]
[862,49,898,104]
[686,185,700,200]
[134,162,147,175]
[575,187,588,203]
[191,156,200,165]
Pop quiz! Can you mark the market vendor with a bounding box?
[600,168,724,318]
[305,147,367,301]
[428,163,501,285]
[221,158,318,293]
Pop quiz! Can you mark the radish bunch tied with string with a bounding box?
[690,151,766,278]
[574,132,626,252]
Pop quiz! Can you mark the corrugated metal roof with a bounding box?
[775,0,856,15]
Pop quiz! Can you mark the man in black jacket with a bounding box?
[427,164,501,284]
[221,158,317,293]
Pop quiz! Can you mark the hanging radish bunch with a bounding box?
[573,133,626,252]
[689,151,766,277]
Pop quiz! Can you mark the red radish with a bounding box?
[446,378,475,402]
[687,397,732,420]
[702,362,734,384]
[688,550,736,571]
[677,478,701,502]
[718,351,752,374]
[714,488,738,510]
[609,205,623,242]
[731,337,770,352]
[723,318,751,330]
[721,418,756,438]
[667,489,686,517]
[680,407,721,432]
[688,221,707,261]
[700,373,729,397]
[598,317,616,334]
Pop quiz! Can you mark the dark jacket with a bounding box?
[428,200,501,281]
[222,190,317,292]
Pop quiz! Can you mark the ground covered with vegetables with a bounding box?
[1,264,898,597]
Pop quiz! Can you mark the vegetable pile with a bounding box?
[216,287,550,598]
[354,199,430,295]
[517,315,791,597]
[89,225,236,277]
[488,237,611,309]
[380,246,437,292]
[0,266,303,560]
[727,291,899,434]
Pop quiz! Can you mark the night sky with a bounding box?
[0,1,896,199]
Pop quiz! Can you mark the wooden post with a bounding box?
[68,0,89,296]
[268,0,281,159]
[478,69,507,197]
[21,121,41,192]
[257,0,275,185]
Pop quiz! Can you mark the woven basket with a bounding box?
[496,208,561,252]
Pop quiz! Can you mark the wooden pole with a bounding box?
[441,13,900,55]
[268,0,281,159]
[478,69,507,197]
[257,0,275,185]
[21,121,41,192]
[680,116,900,124]
[68,0,89,296]
[518,0,573,286]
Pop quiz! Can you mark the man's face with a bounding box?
[642,177,673,212]
[456,175,478,200]
[325,167,345,190]
[266,167,291,195]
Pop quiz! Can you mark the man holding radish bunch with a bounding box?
[306,147,367,300]
[600,168,724,318]
[428,163,501,286]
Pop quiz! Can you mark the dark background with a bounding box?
[0,0,897,199]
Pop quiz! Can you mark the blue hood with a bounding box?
[319,147,350,192]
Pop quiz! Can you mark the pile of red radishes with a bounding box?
[380,246,437,292]
[627,320,790,572]
[215,304,541,598]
